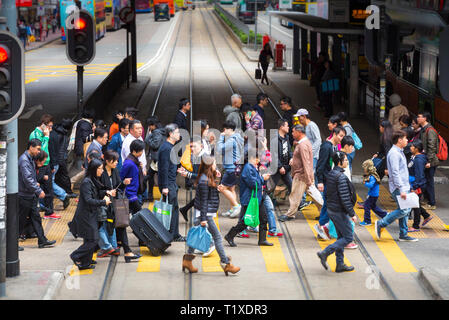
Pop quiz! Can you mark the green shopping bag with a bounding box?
[244,185,259,228]
[153,196,172,231]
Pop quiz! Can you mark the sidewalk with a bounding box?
[24,29,62,52]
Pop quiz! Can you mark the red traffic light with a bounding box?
[0,46,8,63]
[75,18,86,30]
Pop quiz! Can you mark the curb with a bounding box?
[418,267,449,300]
[42,271,64,300]
[25,36,61,53]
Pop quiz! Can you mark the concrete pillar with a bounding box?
[310,31,317,64]
[320,33,328,56]
[348,37,360,117]
[300,28,308,80]
[293,25,300,74]
[332,35,342,72]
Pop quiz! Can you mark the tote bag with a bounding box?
[186,226,212,253]
[153,195,172,230]
[243,185,260,228]
[113,190,130,228]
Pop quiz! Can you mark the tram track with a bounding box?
[201,4,400,300]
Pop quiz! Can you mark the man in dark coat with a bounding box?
[173,98,191,132]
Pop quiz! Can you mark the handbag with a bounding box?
[97,206,108,222]
[113,190,130,228]
[180,147,193,172]
[186,226,212,253]
[255,63,262,80]
[244,185,260,228]
[153,195,172,230]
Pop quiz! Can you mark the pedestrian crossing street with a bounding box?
[20,184,449,277]
[25,63,144,85]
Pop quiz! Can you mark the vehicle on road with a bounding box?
[220,0,233,5]
[135,0,154,12]
[60,0,106,41]
[279,0,312,28]
[154,0,174,16]
[105,0,129,30]
[236,0,265,24]
[175,0,187,11]
[154,2,170,21]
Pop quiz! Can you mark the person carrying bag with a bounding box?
[153,195,172,231]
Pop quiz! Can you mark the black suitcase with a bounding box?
[255,67,262,79]
[130,208,173,256]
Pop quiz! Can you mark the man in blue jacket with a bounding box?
[158,123,185,242]
[224,148,272,247]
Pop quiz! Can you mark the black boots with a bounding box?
[335,264,355,273]
[258,225,273,246]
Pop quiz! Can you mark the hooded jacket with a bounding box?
[217,132,244,172]
[223,105,242,133]
[49,124,69,167]
[408,153,428,190]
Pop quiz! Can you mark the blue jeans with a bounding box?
[188,216,229,264]
[347,151,355,170]
[52,165,67,201]
[377,189,411,238]
[322,211,353,265]
[319,184,329,226]
[98,222,117,251]
[264,195,277,233]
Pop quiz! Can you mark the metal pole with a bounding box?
[0,126,7,297]
[77,66,84,116]
[269,12,271,38]
[1,0,20,293]
[130,0,137,82]
[254,3,258,50]
[126,25,130,89]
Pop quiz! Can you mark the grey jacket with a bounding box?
[223,105,242,133]
[18,151,43,198]
[386,145,410,193]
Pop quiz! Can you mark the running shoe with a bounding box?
[247,226,259,233]
[43,213,61,219]
[408,227,420,232]
[398,236,418,242]
[298,200,312,211]
[229,205,242,218]
[221,209,232,217]
[374,220,383,240]
[203,246,216,257]
[268,231,284,237]
[359,221,371,226]
[322,225,331,240]
[236,230,249,238]
[421,216,434,227]
[314,224,329,240]
[345,242,358,249]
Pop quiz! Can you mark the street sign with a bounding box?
[279,0,291,10]
[119,6,135,24]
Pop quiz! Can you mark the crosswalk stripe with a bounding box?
[137,247,162,272]
[259,236,291,272]
[354,194,417,273]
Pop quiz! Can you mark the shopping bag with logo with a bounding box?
[113,190,130,228]
[153,195,172,230]
[186,225,212,253]
[243,185,260,228]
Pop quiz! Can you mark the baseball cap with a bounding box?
[294,109,309,117]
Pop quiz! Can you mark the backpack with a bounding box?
[344,124,363,150]
[426,127,448,161]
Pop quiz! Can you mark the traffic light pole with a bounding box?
[130,0,137,82]
[77,66,84,116]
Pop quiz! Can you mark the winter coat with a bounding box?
[408,153,428,191]
[194,174,220,221]
[223,105,243,132]
[49,124,69,167]
[157,140,178,190]
[239,163,264,206]
[72,177,106,240]
[388,104,409,131]
[29,127,50,167]
[145,127,166,161]
[316,140,337,184]
[271,133,292,172]
[18,151,43,198]
[74,119,93,157]
[326,167,356,217]
[420,123,440,167]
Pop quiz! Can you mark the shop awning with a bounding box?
[268,11,364,35]
[16,0,33,7]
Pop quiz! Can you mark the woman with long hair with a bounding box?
[372,119,393,180]
[258,42,274,85]
[182,155,240,276]
[100,150,141,262]
[70,159,111,270]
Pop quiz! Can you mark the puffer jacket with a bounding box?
[194,174,220,221]
[49,124,69,167]
[325,167,356,217]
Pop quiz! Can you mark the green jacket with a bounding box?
[420,123,439,167]
[29,128,50,166]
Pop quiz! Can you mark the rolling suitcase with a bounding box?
[130,208,173,256]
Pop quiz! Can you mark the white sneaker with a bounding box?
[314,224,330,241]
[221,209,232,217]
[202,245,216,257]
[193,249,203,255]
[229,205,241,218]
[247,226,259,233]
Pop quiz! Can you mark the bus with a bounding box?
[60,0,106,41]
[175,0,186,11]
[136,0,153,13]
[236,0,265,24]
[279,1,316,28]
[220,0,233,5]
[105,0,129,30]
[364,0,449,143]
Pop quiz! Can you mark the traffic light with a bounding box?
[66,9,96,66]
[0,31,25,125]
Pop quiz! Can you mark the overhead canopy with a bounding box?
[268,11,364,35]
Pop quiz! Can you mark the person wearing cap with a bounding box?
[388,94,409,131]
[297,109,322,172]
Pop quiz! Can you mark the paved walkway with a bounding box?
[24,29,62,52]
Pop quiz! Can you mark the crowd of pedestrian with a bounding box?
[17,86,443,275]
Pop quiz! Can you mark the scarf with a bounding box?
[362,159,381,184]
[126,153,145,194]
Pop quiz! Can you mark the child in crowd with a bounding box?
[408,140,433,232]
[360,159,387,226]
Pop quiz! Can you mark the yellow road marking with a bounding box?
[137,247,161,272]
[69,253,97,276]
[355,193,417,273]
[259,236,290,272]
[202,216,222,273]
